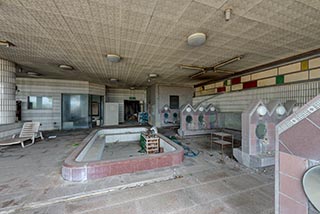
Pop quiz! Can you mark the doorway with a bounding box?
[124,100,141,122]
[89,95,104,127]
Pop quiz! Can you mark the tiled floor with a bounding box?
[0,128,274,214]
[103,141,146,160]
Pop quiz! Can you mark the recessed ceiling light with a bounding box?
[106,54,121,63]
[0,40,15,47]
[59,64,73,70]
[130,87,135,90]
[187,33,206,46]
[148,73,158,78]
[109,78,118,82]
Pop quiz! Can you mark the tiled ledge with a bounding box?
[62,129,184,182]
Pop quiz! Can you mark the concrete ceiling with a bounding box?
[0,0,320,87]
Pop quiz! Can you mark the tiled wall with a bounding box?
[193,80,320,112]
[278,152,309,214]
[195,56,320,97]
[16,78,105,130]
[89,83,105,96]
[106,88,147,123]
[148,85,193,127]
[0,122,22,140]
[0,59,16,124]
[275,94,320,214]
[147,85,157,126]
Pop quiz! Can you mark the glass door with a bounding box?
[62,94,89,129]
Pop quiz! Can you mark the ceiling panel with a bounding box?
[0,0,319,87]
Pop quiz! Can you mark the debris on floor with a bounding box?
[168,136,200,157]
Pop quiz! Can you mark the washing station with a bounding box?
[233,99,296,168]
[178,103,218,136]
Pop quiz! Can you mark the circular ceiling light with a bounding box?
[210,106,216,112]
[59,64,73,70]
[199,106,204,112]
[106,54,121,63]
[187,33,206,46]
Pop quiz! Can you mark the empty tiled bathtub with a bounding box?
[62,127,184,182]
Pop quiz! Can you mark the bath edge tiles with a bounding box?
[284,71,308,83]
[257,77,276,87]
[251,68,278,80]
[231,83,243,91]
[309,57,320,69]
[279,63,300,75]
[215,81,224,88]
[309,68,320,80]
[241,74,251,83]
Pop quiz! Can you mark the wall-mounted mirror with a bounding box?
[302,165,320,212]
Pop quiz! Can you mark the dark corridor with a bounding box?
[124,100,141,122]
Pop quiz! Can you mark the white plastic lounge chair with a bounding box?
[0,122,44,148]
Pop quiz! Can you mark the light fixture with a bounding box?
[148,73,158,78]
[186,107,192,113]
[187,33,206,46]
[257,105,267,116]
[109,78,118,82]
[59,64,73,70]
[276,105,286,116]
[214,56,242,69]
[27,71,41,77]
[106,54,121,63]
[190,70,206,79]
[210,106,216,112]
[225,8,232,21]
[199,106,204,112]
[130,87,135,90]
[0,40,15,47]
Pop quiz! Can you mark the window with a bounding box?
[28,96,53,109]
[169,95,179,109]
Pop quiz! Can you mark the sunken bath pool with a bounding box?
[62,127,184,182]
